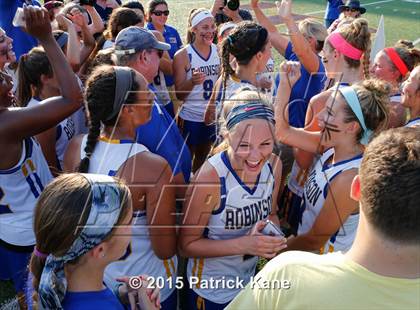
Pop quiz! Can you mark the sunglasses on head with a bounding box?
[152,10,169,16]
[344,8,358,12]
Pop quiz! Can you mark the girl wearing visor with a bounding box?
[180,90,286,310]
[275,61,389,254]
[29,173,160,310]
[173,9,221,172]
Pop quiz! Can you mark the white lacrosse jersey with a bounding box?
[179,43,220,122]
[0,138,52,246]
[187,151,275,304]
[27,97,76,170]
[214,76,257,123]
[298,148,361,254]
[105,210,178,302]
[405,117,420,128]
[81,136,177,302]
[152,69,172,107]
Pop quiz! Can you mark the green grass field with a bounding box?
[1,0,419,306]
[167,0,420,47]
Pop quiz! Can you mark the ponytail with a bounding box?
[16,47,53,107]
[78,65,139,172]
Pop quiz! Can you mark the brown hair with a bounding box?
[220,21,269,103]
[343,79,390,144]
[359,127,420,245]
[105,8,143,40]
[78,65,140,173]
[147,0,168,22]
[328,18,371,79]
[17,47,53,107]
[29,173,131,307]
[385,40,420,82]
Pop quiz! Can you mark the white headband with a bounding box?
[218,22,236,37]
[191,10,213,28]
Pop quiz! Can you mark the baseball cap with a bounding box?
[114,26,170,55]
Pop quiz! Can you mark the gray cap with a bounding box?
[114,26,170,55]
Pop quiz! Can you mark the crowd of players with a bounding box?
[0,0,419,309]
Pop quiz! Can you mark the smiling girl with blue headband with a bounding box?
[180,90,286,310]
[275,61,389,255]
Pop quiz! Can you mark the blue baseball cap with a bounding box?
[114,26,170,55]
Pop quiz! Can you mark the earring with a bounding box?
[101,253,105,258]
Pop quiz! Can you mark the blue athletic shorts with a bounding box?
[186,286,230,310]
[161,289,177,310]
[279,186,303,236]
[0,240,33,293]
[179,118,216,146]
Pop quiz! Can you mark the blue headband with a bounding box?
[226,102,275,130]
[339,86,372,145]
[38,174,123,310]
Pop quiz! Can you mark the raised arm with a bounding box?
[179,162,286,259]
[277,0,321,73]
[250,0,289,55]
[274,61,320,153]
[56,13,81,71]
[294,91,329,169]
[70,10,96,70]
[0,6,83,142]
[84,4,104,35]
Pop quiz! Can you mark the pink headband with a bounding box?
[384,47,409,77]
[328,32,363,60]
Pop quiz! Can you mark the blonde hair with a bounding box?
[298,18,328,52]
[332,18,371,79]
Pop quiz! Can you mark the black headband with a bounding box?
[230,27,269,62]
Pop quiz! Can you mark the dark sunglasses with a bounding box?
[344,8,358,13]
[152,10,169,16]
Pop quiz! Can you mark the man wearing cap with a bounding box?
[114,26,192,189]
[339,0,366,18]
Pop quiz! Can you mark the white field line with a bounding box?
[172,0,398,14]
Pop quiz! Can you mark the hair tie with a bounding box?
[105,66,134,122]
[226,102,275,130]
[34,247,48,259]
[384,47,409,77]
[328,32,363,60]
[339,86,372,145]
[37,174,123,310]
